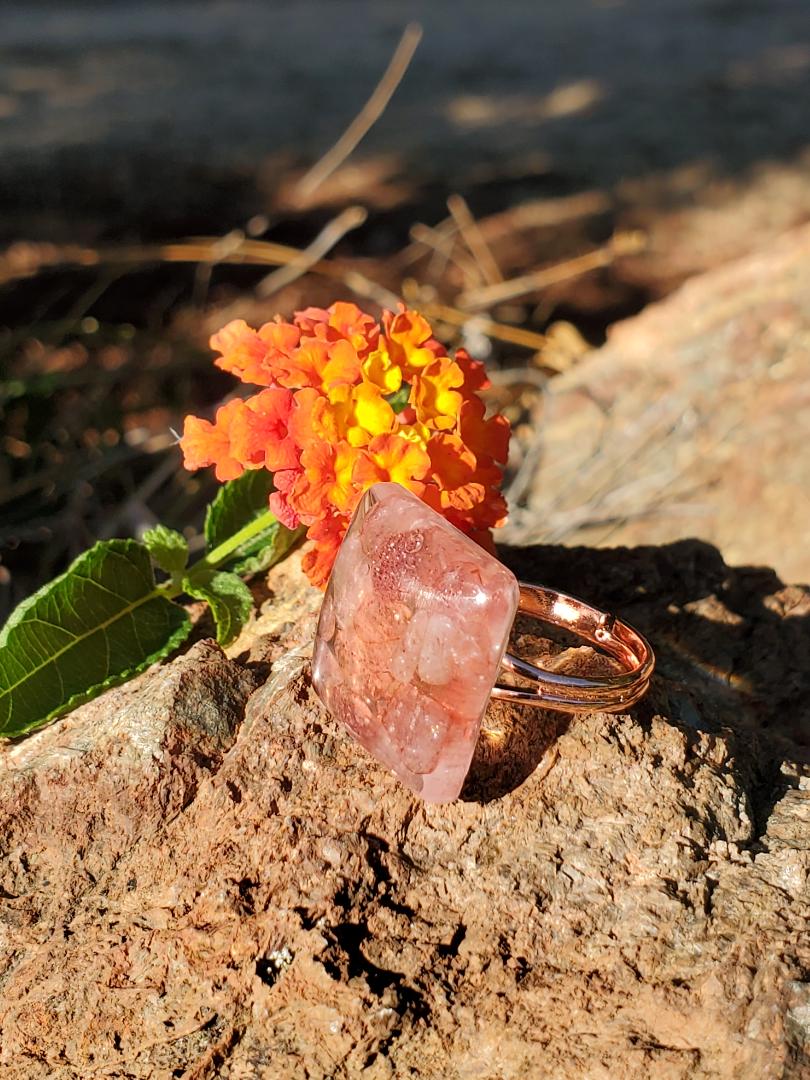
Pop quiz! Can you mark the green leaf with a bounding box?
[204,470,303,576]
[183,569,253,646]
[231,520,305,577]
[385,383,411,414]
[142,524,189,576]
[205,470,275,548]
[0,540,191,738]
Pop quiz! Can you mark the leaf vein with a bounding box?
[0,590,166,701]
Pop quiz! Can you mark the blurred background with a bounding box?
[2,0,809,620]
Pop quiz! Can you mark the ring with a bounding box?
[492,583,653,711]
[312,482,654,803]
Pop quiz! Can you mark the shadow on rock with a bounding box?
[461,538,810,810]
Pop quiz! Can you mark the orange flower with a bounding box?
[288,386,337,445]
[181,398,247,482]
[269,467,301,530]
[232,388,297,473]
[345,383,396,444]
[362,348,402,394]
[382,308,442,374]
[426,433,478,502]
[424,433,506,526]
[454,347,490,393]
[458,396,511,465]
[294,440,360,521]
[180,302,512,588]
[353,434,431,493]
[211,318,300,386]
[301,514,348,589]
[411,356,465,430]
[273,338,330,390]
[422,481,508,535]
[324,302,379,357]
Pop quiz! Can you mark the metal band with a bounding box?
[490,583,654,712]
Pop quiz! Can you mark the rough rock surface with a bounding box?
[504,223,810,585]
[1,539,808,1079]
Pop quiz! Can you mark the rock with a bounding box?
[0,540,808,1079]
[0,639,259,903]
[614,154,810,301]
[504,223,810,585]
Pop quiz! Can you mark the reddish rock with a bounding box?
[0,541,808,1079]
[505,223,810,585]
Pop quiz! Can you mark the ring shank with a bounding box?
[491,583,654,712]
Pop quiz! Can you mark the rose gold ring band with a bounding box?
[490,583,655,712]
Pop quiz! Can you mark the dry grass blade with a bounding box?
[447,194,504,285]
[295,23,423,202]
[474,191,611,243]
[408,222,482,285]
[398,192,610,270]
[165,235,401,307]
[418,302,547,352]
[192,228,246,307]
[256,205,369,297]
[0,234,402,310]
[458,232,646,309]
[398,215,457,267]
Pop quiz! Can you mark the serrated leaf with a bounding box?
[142,524,189,576]
[184,569,253,646]
[205,470,303,576]
[0,540,191,738]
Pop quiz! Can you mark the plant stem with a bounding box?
[199,508,280,570]
[155,508,282,602]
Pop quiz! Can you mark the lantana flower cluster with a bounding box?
[181,302,510,588]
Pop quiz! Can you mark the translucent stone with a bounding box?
[312,482,519,803]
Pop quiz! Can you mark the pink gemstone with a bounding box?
[312,482,519,802]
